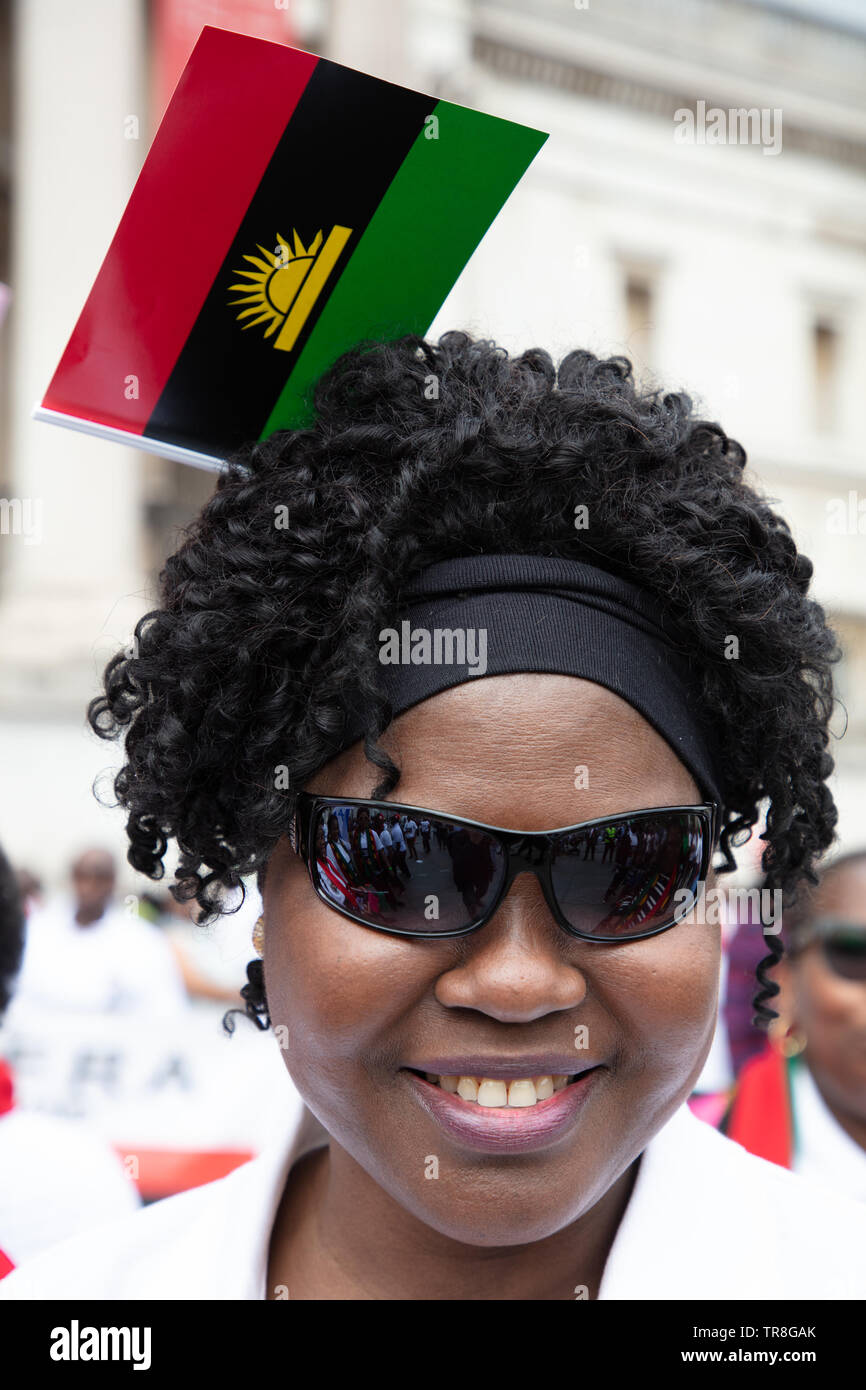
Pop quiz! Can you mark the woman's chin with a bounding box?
[391,1187,589,1249]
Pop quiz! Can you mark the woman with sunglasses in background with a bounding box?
[3,332,866,1301]
[720,850,866,1201]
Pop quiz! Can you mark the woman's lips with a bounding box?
[402,1066,602,1154]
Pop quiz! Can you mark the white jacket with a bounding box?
[2,1096,865,1300]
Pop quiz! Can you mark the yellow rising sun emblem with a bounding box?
[228,225,352,352]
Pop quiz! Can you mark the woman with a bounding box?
[402,813,422,864]
[3,332,865,1300]
[349,807,404,909]
[387,814,412,879]
[719,851,866,1202]
[324,813,359,884]
[0,844,141,1278]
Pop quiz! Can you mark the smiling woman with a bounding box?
[3,331,866,1301]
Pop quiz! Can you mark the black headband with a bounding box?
[343,553,724,813]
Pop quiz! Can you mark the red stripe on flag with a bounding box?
[725,1046,793,1168]
[115,1145,255,1200]
[42,27,317,435]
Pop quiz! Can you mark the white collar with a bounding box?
[790,1058,866,1204]
[223,1099,330,1299]
[214,1095,866,1300]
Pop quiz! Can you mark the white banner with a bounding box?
[0,1004,298,1194]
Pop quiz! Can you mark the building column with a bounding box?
[0,0,149,714]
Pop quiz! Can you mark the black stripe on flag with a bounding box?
[146,60,432,458]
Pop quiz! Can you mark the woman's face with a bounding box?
[263,673,719,1246]
[784,861,866,1124]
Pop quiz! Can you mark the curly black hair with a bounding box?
[87,332,842,1034]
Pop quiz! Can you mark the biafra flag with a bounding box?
[34,25,548,470]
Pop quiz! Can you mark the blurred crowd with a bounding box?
[0,841,271,1276]
[11,849,248,1017]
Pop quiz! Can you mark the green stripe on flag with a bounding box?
[260,100,547,434]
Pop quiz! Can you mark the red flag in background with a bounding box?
[151,0,295,127]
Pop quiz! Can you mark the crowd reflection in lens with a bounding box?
[313,805,503,930]
[313,804,702,936]
[551,817,702,936]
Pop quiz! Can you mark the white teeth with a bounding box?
[430,1072,574,1106]
[477,1079,509,1107]
[506,1079,537,1107]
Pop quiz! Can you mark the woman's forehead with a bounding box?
[809,860,866,919]
[308,673,701,824]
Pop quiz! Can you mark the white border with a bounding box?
[32,404,227,473]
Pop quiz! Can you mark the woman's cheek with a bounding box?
[593,923,720,1072]
[263,890,429,1069]
[797,959,859,1053]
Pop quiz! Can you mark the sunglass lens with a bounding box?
[549,812,705,938]
[311,803,506,934]
[822,933,866,981]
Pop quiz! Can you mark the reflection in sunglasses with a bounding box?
[818,928,866,982]
[301,797,712,943]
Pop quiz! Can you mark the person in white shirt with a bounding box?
[5,335,863,1302]
[0,844,141,1279]
[324,813,357,882]
[6,850,188,1020]
[0,1102,142,1272]
[783,850,866,1202]
[419,818,431,853]
[388,818,411,880]
[403,817,422,863]
[6,666,865,1299]
[718,850,866,1204]
[376,821,393,852]
[372,813,397,874]
[348,808,404,911]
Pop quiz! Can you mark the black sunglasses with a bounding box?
[290,794,718,944]
[794,920,866,982]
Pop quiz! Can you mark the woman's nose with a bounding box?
[434,873,588,1023]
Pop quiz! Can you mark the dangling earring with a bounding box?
[252,916,265,958]
[768,1015,807,1058]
